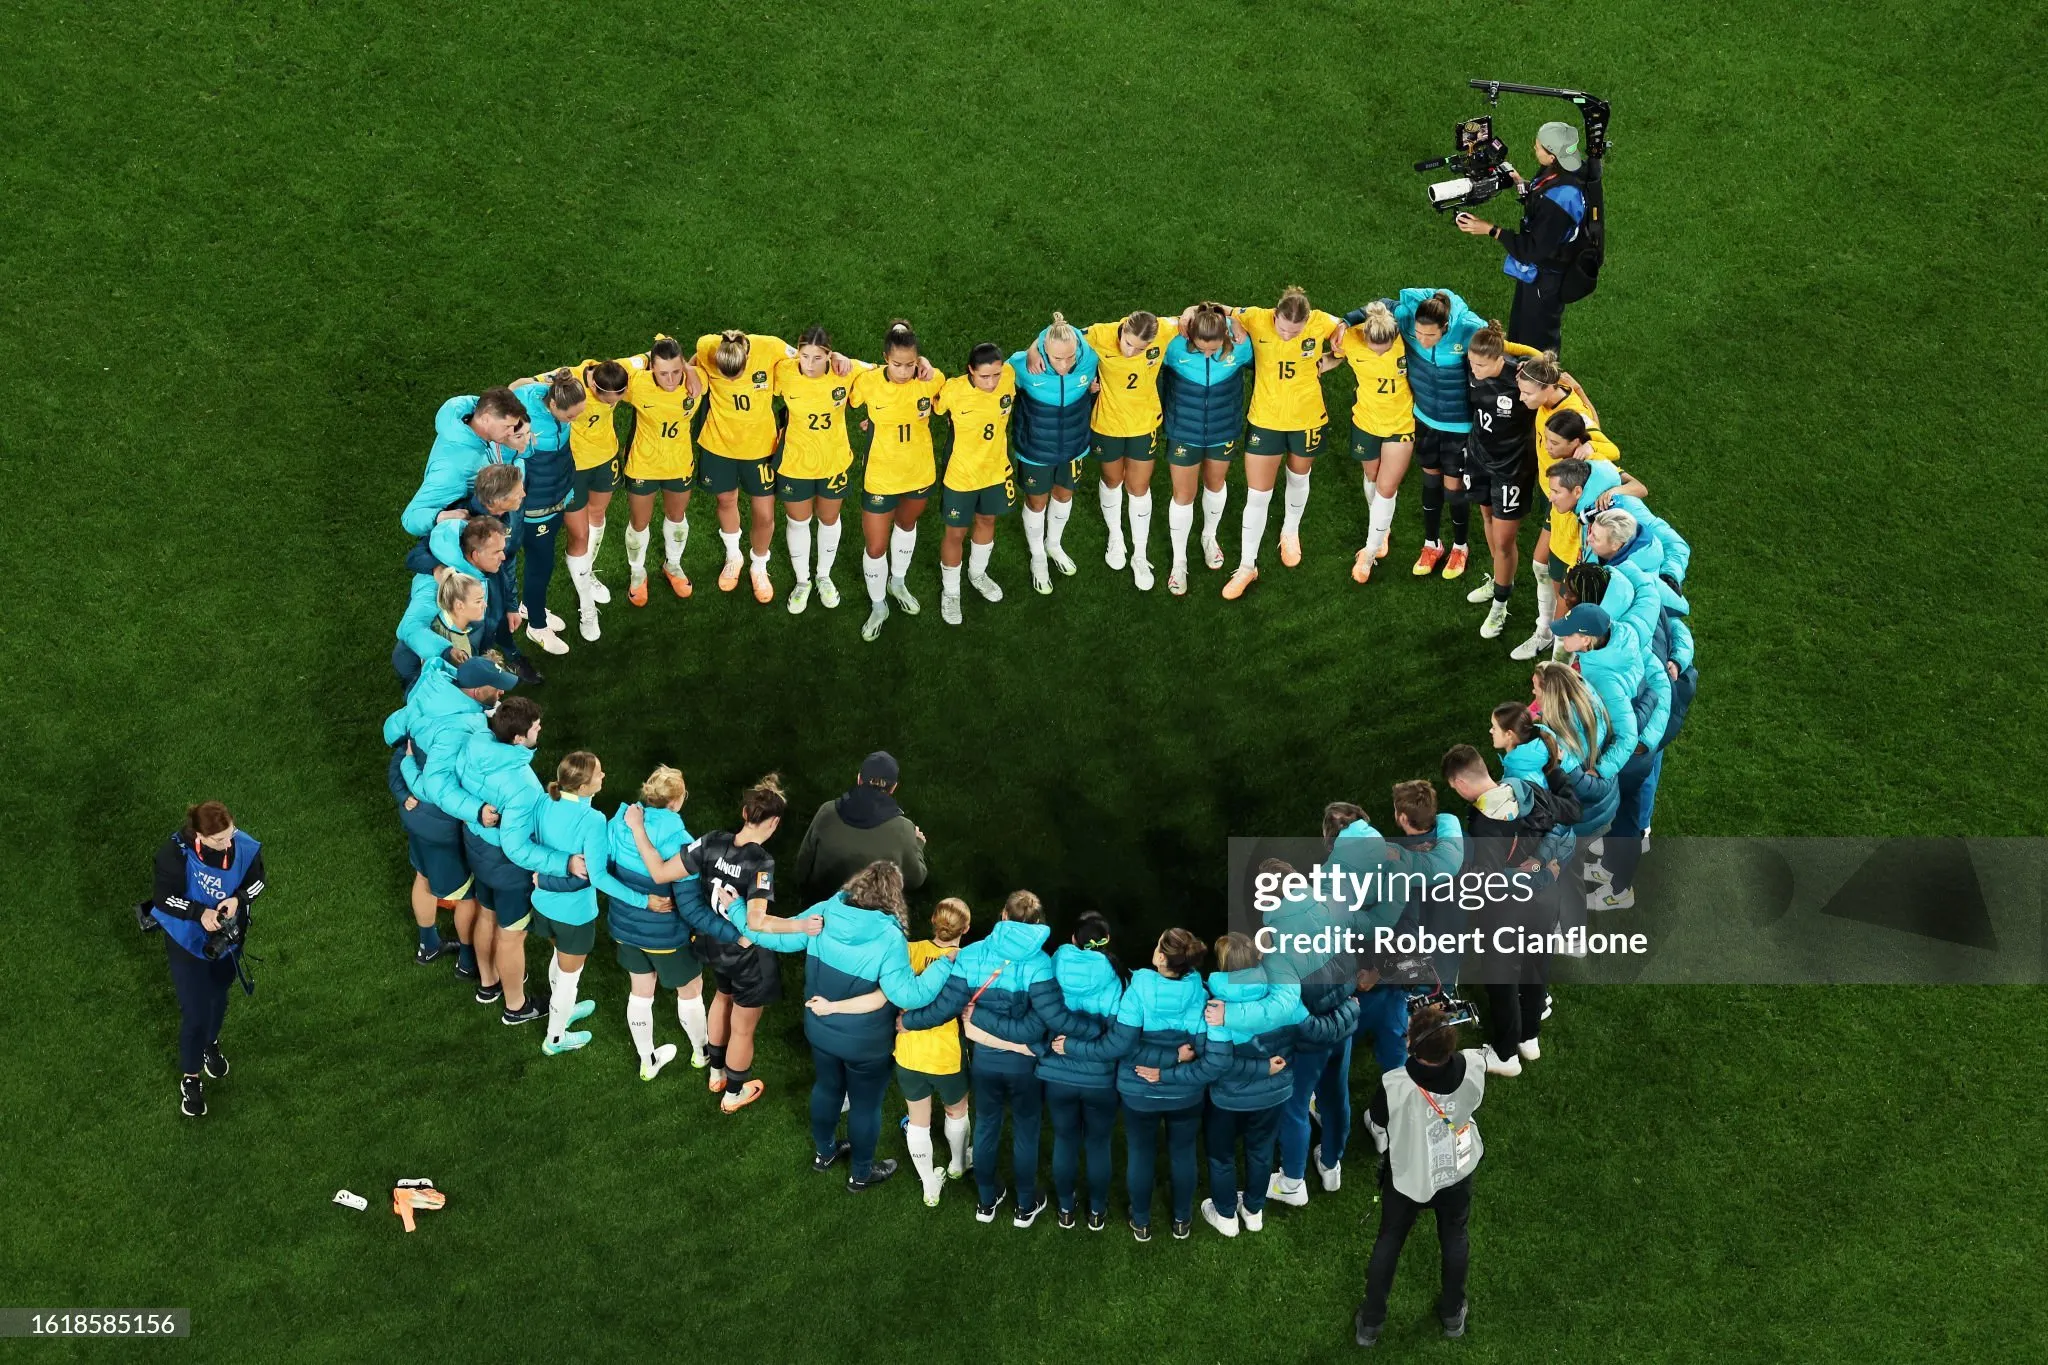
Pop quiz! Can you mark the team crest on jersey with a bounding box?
[917,398,933,415]
[1146,347,1160,361]
[1396,358,1408,372]
[832,387,847,402]
[1452,344,1465,354]
[751,370,769,386]
[1300,339,1316,355]
[1497,396,1514,413]
[999,395,1012,411]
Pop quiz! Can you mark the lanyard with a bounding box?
[1418,1083,1457,1129]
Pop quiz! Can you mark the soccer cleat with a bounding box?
[1443,546,1469,579]
[941,594,962,626]
[786,581,812,615]
[1220,566,1258,600]
[1377,538,1389,560]
[751,568,774,604]
[541,1030,592,1056]
[1200,1198,1240,1238]
[888,578,921,614]
[1584,861,1614,886]
[1480,600,1510,639]
[564,999,596,1028]
[689,1047,708,1069]
[414,938,456,966]
[1105,538,1128,571]
[1047,545,1077,576]
[201,1044,230,1080]
[1317,1159,1342,1192]
[1466,573,1497,604]
[1509,628,1554,662]
[847,1159,898,1192]
[707,1068,727,1094]
[1484,1050,1523,1077]
[180,1075,206,1117]
[500,999,543,1026]
[922,1168,945,1208]
[1355,1305,1382,1349]
[1442,1304,1469,1340]
[860,603,889,642]
[1013,1193,1049,1229]
[588,576,611,605]
[474,983,503,1005]
[969,571,1003,603]
[666,564,694,599]
[1241,1204,1264,1233]
[720,1078,767,1113]
[641,1043,679,1081]
[1266,1174,1309,1207]
[1411,542,1445,576]
[816,578,841,609]
[1278,532,1302,567]
[1030,560,1053,596]
[628,571,649,607]
[1167,566,1188,596]
[1518,1038,1542,1063]
[1352,547,1375,584]
[1590,885,1636,912]
[1088,1210,1108,1232]
[717,557,741,592]
[1202,534,1224,570]
[1130,1219,1152,1243]
[812,1139,852,1172]
[976,1190,1008,1224]
[1171,1218,1193,1241]
[525,623,570,655]
[1132,557,1155,592]
[577,603,601,642]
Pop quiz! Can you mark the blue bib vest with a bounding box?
[153,831,261,957]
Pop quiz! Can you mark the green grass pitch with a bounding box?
[6,1,2046,1360]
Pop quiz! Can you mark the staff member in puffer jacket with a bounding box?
[746,862,952,1193]
[1200,932,1359,1239]
[1026,911,1126,1231]
[899,891,1055,1226]
[1054,927,1221,1242]
[152,801,267,1119]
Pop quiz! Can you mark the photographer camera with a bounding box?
[1454,122,1591,354]
[146,800,266,1118]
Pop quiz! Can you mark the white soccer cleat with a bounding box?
[922,1168,945,1208]
[1518,1038,1542,1063]
[1265,1173,1309,1207]
[1509,629,1554,662]
[1317,1159,1342,1192]
[1047,545,1077,577]
[588,577,611,605]
[941,593,962,626]
[1105,537,1128,571]
[1030,558,1053,596]
[1200,1198,1240,1238]
[969,572,1003,604]
[1167,566,1187,596]
[1465,574,1497,604]
[525,624,570,655]
[860,604,889,642]
[1484,1051,1523,1077]
[1480,600,1510,639]
[577,604,601,643]
[641,1043,678,1081]
[1132,557,1155,592]
[1201,534,1224,570]
[816,578,841,609]
[888,577,921,615]
[689,1047,708,1069]
[786,581,812,616]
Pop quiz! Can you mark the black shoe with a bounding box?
[180,1075,206,1118]
[414,938,456,965]
[1057,1206,1077,1230]
[1088,1210,1108,1233]
[847,1159,897,1192]
[1172,1218,1192,1240]
[1354,1303,1382,1347]
[509,656,545,687]
[812,1139,853,1173]
[1441,1305,1468,1339]
[201,1044,230,1080]
[1130,1219,1151,1243]
[454,957,481,980]
[1013,1194,1048,1228]
[474,983,504,1005]
[975,1189,1008,1223]
[501,999,544,1026]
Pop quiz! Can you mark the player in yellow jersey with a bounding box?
[772,326,868,617]
[1316,301,1414,584]
[1221,287,1345,599]
[934,343,1019,625]
[617,337,707,608]
[1511,351,1617,660]
[695,330,801,603]
[546,359,631,641]
[849,322,945,642]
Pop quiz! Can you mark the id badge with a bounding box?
[1452,1123,1475,1161]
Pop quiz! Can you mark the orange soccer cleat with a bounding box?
[1278,533,1302,568]
[664,564,693,599]
[717,557,742,593]
[751,567,774,604]
[1352,547,1374,584]
[1411,543,1445,576]
[1442,546,1469,579]
[1221,566,1259,600]
[628,573,649,607]
[721,1078,767,1114]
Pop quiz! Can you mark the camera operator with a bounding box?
[150,800,266,1118]
[1453,122,1589,353]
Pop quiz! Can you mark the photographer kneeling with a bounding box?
[149,800,266,1118]
[1454,122,1589,354]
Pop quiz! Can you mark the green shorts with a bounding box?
[1012,457,1083,497]
[615,941,703,989]
[940,479,1017,526]
[698,451,777,497]
[533,913,597,956]
[1245,423,1327,459]
[1351,425,1412,460]
[1166,440,1235,468]
[778,470,851,503]
[1090,432,1158,464]
[567,457,621,512]
[625,474,692,496]
[896,1063,970,1106]
[861,483,935,514]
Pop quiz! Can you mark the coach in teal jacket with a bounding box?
[400,392,530,536]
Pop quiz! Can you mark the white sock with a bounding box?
[548,956,561,993]
[718,528,741,563]
[1046,496,1073,554]
[1168,498,1194,568]
[906,1121,937,1186]
[547,966,582,1044]
[565,550,596,601]
[786,517,813,583]
[941,561,962,597]
[676,993,708,1055]
[624,525,649,573]
[943,1111,971,1174]
[816,518,842,577]
[1239,487,1273,570]
[1281,468,1312,537]
[1201,485,1228,542]
[863,552,888,605]
[1535,571,1557,635]
[968,538,993,578]
[1098,482,1126,551]
[662,518,687,570]
[627,994,656,1066]
[889,525,917,581]
[587,517,607,559]
[750,549,769,575]
[1023,505,1046,559]
[1368,488,1398,553]
[1128,490,1153,561]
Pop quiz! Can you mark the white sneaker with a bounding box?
[1465,573,1497,604]
[888,577,920,614]
[941,593,962,626]
[588,576,611,605]
[1317,1159,1342,1192]
[1030,557,1053,596]
[816,578,840,609]
[538,608,566,632]
[1047,545,1077,576]
[1583,861,1614,886]
[640,1043,678,1081]
[1199,1198,1239,1238]
[1589,886,1636,911]
[577,603,601,642]
[1518,1038,1542,1063]
[970,572,1003,603]
[1132,557,1155,591]
[1484,1051,1523,1077]
[1105,537,1128,571]
[922,1168,945,1208]
[525,624,570,655]
[1202,534,1224,570]
[1480,600,1510,639]
[1240,1204,1264,1233]
[786,581,812,615]
[1509,629,1554,662]
[1587,837,1606,858]
[861,603,889,642]
[1265,1173,1309,1207]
